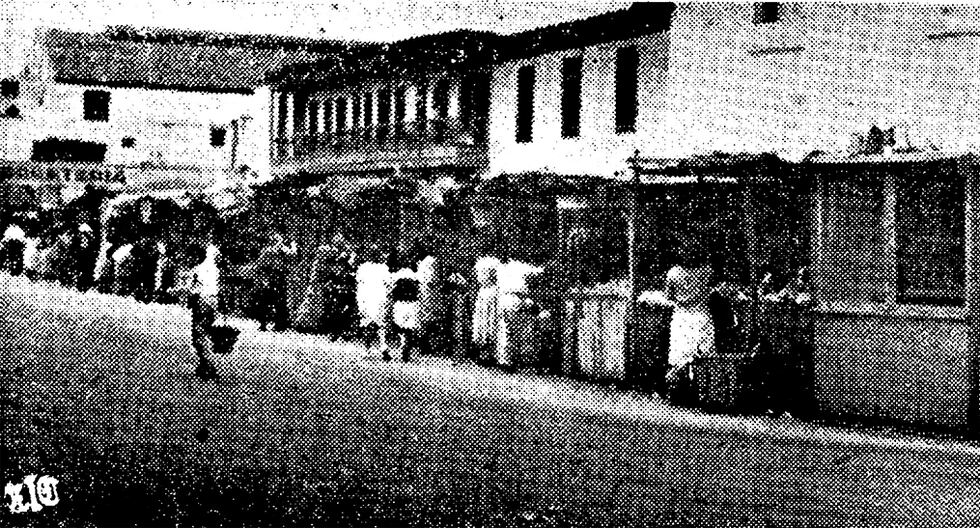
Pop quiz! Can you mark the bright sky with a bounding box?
[2,0,635,41]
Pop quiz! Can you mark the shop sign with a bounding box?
[0,164,126,185]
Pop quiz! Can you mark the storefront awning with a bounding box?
[628,152,794,185]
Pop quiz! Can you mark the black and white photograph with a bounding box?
[3,1,980,526]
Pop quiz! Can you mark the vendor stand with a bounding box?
[615,152,809,409]
[462,173,592,371]
[802,150,979,431]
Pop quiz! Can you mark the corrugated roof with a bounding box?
[43,27,360,94]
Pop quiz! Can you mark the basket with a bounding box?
[692,353,752,410]
[211,324,240,355]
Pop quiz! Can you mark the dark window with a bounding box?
[3,104,19,119]
[416,82,428,130]
[292,91,308,134]
[377,88,391,140]
[434,78,451,122]
[818,174,887,304]
[210,127,226,147]
[1,79,19,99]
[896,164,965,305]
[516,65,535,143]
[363,92,373,130]
[615,47,638,134]
[121,136,135,148]
[753,3,781,24]
[323,99,334,134]
[308,99,319,135]
[394,86,407,134]
[351,96,362,133]
[432,78,451,141]
[31,138,106,163]
[335,98,348,132]
[561,56,583,138]
[83,90,110,122]
[276,92,288,139]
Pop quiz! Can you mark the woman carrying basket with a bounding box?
[185,244,222,381]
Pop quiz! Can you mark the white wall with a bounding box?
[488,4,980,178]
[488,33,669,179]
[661,3,980,160]
[0,34,275,187]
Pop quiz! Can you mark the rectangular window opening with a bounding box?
[753,3,781,24]
[561,56,583,139]
[615,47,638,134]
[896,164,965,305]
[1,79,20,99]
[516,65,535,143]
[335,98,348,133]
[83,90,110,122]
[210,126,227,147]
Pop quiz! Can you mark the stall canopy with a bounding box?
[628,152,794,185]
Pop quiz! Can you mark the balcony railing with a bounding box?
[273,118,486,163]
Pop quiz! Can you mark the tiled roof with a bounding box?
[269,30,498,90]
[267,3,675,90]
[43,27,359,94]
[497,2,675,61]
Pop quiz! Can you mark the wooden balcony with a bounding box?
[273,118,488,175]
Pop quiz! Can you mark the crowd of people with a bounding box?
[0,203,812,405]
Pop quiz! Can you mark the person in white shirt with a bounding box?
[187,244,221,381]
[663,246,716,405]
[2,223,27,276]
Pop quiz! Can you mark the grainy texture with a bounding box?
[3,3,980,527]
[3,275,980,527]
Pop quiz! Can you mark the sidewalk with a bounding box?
[3,274,980,527]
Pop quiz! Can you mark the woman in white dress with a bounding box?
[471,257,501,364]
[663,247,716,404]
[355,252,392,353]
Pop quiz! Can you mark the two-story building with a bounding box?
[0,26,343,212]
[259,3,980,432]
[489,2,980,431]
[265,30,499,316]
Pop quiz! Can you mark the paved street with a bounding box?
[2,274,980,527]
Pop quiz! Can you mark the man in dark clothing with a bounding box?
[254,232,295,331]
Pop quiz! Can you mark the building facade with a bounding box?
[269,30,496,184]
[260,3,980,431]
[487,3,673,180]
[0,27,342,202]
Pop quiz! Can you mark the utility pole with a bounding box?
[625,149,642,384]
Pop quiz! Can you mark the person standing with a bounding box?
[2,222,27,276]
[355,246,392,354]
[663,246,716,405]
[254,232,296,331]
[187,244,221,381]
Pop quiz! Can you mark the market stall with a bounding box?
[802,151,979,430]
[461,172,594,371]
[561,152,810,408]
